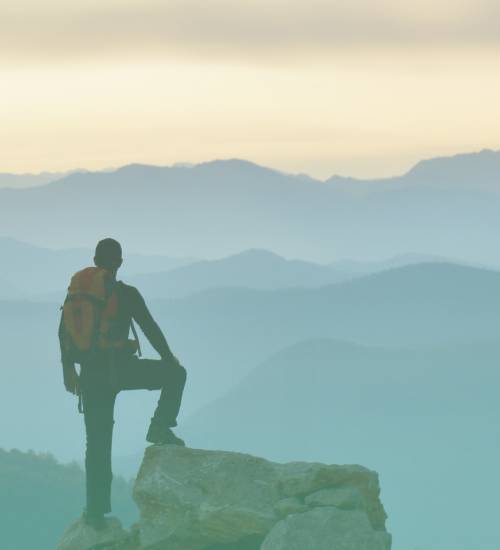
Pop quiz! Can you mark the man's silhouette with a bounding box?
[59,238,186,530]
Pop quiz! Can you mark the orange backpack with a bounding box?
[60,267,139,364]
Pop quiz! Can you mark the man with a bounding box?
[59,238,187,530]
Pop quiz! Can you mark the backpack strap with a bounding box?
[117,281,142,357]
[130,318,142,358]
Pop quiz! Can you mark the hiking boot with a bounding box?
[146,421,186,446]
[82,509,107,531]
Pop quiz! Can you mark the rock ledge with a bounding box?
[58,446,392,550]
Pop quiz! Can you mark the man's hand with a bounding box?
[63,365,80,395]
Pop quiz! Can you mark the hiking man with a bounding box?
[59,238,187,530]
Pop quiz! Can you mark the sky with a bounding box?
[1,0,499,179]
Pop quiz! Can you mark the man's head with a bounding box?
[94,238,123,273]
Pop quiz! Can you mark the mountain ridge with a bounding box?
[131,247,358,299]
[2,149,499,189]
[326,149,500,191]
[1,150,499,263]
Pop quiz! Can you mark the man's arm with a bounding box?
[129,288,178,364]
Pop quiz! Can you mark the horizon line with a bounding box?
[1,147,499,184]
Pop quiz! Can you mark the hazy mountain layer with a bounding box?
[0,237,196,300]
[182,338,499,550]
[0,237,453,301]
[1,151,500,263]
[153,262,500,411]
[131,248,357,299]
[1,261,499,462]
[326,148,500,192]
[1,261,498,550]
[3,150,499,550]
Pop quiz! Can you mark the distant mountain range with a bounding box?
[181,337,499,550]
[326,148,500,192]
[163,261,500,408]
[3,149,499,191]
[134,249,470,300]
[3,150,499,550]
[0,170,83,189]
[130,248,380,299]
[114,338,499,550]
[1,150,500,263]
[2,261,499,460]
[0,237,455,300]
[0,237,195,300]
[183,336,497,451]
[2,260,498,550]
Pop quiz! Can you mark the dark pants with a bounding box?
[80,355,187,516]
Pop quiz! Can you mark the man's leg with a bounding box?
[81,371,116,522]
[153,360,187,428]
[117,356,187,432]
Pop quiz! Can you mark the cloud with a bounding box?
[1,0,500,63]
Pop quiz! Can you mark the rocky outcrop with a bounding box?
[58,446,391,550]
[262,507,390,550]
[57,516,132,550]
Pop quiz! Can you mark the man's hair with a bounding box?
[94,238,122,270]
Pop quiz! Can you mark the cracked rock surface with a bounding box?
[58,446,392,550]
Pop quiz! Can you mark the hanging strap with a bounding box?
[130,319,142,357]
[116,281,142,358]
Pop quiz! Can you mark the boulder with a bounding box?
[134,446,280,549]
[58,446,391,550]
[276,461,387,530]
[57,516,130,550]
[133,446,390,549]
[261,507,392,550]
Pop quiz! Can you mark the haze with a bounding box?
[1,0,499,178]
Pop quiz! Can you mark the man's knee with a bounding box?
[177,364,187,384]
[163,359,186,377]
[162,362,186,389]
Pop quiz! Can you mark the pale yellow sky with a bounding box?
[1,0,499,178]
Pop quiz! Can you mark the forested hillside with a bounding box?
[0,449,137,550]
